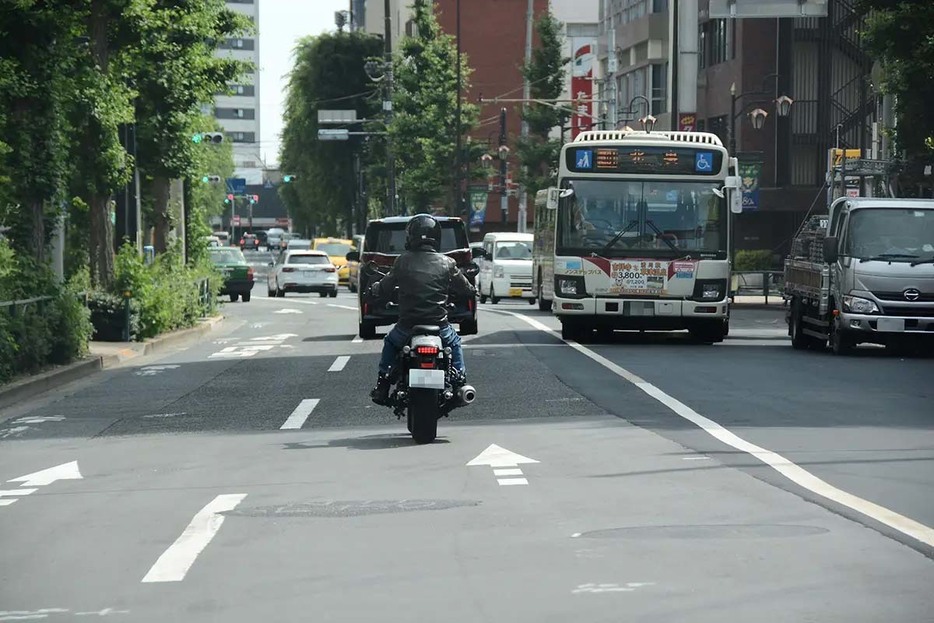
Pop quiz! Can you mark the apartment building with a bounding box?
[214,0,262,182]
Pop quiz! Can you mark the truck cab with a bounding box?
[785,197,934,355]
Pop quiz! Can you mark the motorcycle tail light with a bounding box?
[416,346,439,355]
[419,363,435,369]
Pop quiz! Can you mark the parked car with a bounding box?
[209,246,254,302]
[347,215,483,339]
[267,249,338,298]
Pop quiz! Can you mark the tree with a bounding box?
[132,0,251,254]
[0,2,80,264]
[391,0,479,213]
[857,0,934,194]
[515,12,570,198]
[279,32,383,237]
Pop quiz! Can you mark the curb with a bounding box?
[0,315,224,409]
[0,356,103,412]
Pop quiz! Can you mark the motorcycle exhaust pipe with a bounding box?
[456,385,477,405]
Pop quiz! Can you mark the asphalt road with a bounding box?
[1,287,932,622]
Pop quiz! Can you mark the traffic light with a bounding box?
[201,175,221,183]
[224,194,234,205]
[248,195,258,205]
[192,132,224,144]
[283,175,297,183]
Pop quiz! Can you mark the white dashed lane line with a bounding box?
[280,399,320,430]
[328,356,350,372]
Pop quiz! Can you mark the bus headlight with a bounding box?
[555,276,585,297]
[693,279,726,302]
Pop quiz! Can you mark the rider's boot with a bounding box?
[370,372,391,406]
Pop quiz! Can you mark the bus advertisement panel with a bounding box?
[549,130,741,343]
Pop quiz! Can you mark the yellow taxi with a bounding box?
[312,237,355,287]
[346,234,364,292]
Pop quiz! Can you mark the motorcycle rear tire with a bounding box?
[408,388,439,444]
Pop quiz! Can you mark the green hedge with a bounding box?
[734,249,776,272]
[0,241,93,385]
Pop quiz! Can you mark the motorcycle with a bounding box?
[363,262,479,444]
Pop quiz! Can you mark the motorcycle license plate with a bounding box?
[409,369,445,390]
[509,288,522,297]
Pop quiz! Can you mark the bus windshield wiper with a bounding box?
[910,256,934,267]
[644,219,679,251]
[600,219,639,255]
[859,253,918,263]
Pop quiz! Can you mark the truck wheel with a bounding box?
[790,301,820,350]
[829,320,855,355]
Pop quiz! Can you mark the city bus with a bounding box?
[547,129,742,343]
[531,189,558,311]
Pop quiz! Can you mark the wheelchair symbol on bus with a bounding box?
[695,151,713,172]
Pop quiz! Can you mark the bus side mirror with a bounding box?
[823,237,839,263]
[346,251,360,262]
[724,176,743,214]
[471,246,485,260]
[546,187,560,210]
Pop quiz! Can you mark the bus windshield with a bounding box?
[556,179,727,257]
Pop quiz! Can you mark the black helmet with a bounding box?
[405,214,442,251]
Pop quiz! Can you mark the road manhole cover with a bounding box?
[575,524,829,540]
[224,499,480,518]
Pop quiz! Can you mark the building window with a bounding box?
[228,132,256,143]
[652,0,668,11]
[215,107,255,120]
[219,38,255,51]
[405,19,417,37]
[651,63,667,115]
[698,24,707,69]
[707,115,728,144]
[224,84,255,97]
[700,19,732,67]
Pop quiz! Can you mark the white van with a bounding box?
[477,232,535,304]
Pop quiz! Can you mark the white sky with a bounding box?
[258,0,348,167]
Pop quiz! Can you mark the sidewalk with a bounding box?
[0,315,223,411]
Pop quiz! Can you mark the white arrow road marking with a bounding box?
[12,415,65,425]
[280,399,320,430]
[572,582,655,594]
[328,356,350,372]
[8,461,82,488]
[0,489,38,497]
[135,365,180,376]
[467,444,538,486]
[273,308,303,314]
[141,494,246,583]
[0,608,70,620]
[75,608,130,617]
[491,308,934,549]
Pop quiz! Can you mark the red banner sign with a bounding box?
[570,39,596,139]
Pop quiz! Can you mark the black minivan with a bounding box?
[347,215,483,339]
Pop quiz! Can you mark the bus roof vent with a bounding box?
[573,130,724,148]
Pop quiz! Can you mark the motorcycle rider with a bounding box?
[366,214,477,405]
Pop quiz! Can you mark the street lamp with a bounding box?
[617,95,652,129]
[363,56,397,216]
[640,115,658,133]
[727,74,794,155]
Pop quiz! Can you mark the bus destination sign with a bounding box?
[568,145,723,176]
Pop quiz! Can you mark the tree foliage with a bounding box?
[279,32,383,236]
[391,0,479,213]
[516,12,570,197]
[857,0,934,191]
[131,0,252,253]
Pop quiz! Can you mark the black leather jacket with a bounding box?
[368,246,476,328]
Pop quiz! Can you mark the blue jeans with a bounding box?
[379,324,465,376]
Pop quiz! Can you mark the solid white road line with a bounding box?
[280,399,320,430]
[492,309,934,548]
[327,304,357,311]
[328,356,350,372]
[141,493,246,583]
[0,489,38,497]
[0,500,17,507]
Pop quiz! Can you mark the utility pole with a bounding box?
[605,0,617,130]
[455,0,463,217]
[384,0,397,215]
[517,0,533,233]
[499,107,508,224]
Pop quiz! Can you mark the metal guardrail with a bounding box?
[730,271,786,305]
